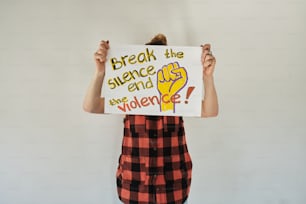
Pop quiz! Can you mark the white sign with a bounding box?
[104,45,203,117]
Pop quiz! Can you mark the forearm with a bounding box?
[83,70,105,113]
[201,76,218,117]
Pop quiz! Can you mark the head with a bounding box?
[145,33,167,46]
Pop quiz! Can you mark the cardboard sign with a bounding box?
[104,45,203,116]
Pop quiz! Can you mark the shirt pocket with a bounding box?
[117,155,147,188]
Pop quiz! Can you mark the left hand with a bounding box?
[201,44,216,78]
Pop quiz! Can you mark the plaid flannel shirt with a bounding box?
[116,115,192,204]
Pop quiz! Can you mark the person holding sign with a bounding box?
[83,34,218,204]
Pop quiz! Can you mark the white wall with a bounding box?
[0,0,305,203]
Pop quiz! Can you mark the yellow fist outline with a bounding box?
[157,62,188,112]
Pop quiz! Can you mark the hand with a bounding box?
[201,44,216,78]
[157,62,188,112]
[94,40,110,73]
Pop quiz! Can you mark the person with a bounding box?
[83,34,218,204]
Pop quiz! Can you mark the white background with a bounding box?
[0,0,305,203]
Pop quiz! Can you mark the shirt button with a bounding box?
[152,174,157,183]
[153,147,157,151]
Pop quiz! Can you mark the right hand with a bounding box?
[94,40,109,73]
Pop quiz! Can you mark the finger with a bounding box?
[100,40,109,45]
[94,52,106,63]
[95,51,104,58]
[96,39,109,55]
[204,54,214,62]
[202,50,212,63]
[162,65,171,81]
[202,52,214,64]
[95,55,103,63]
[100,40,110,49]
[157,70,165,82]
[203,49,211,54]
[96,50,104,55]
[203,57,216,67]
[168,62,179,80]
[95,56,104,63]
[204,60,214,68]
[201,44,211,51]
[97,48,108,60]
[99,44,109,50]
[171,67,186,79]
[212,56,216,65]
[171,62,182,75]
[171,65,187,79]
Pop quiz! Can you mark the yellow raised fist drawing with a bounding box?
[157,62,188,112]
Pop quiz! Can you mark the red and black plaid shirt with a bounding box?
[116,115,192,204]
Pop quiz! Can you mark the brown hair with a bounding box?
[145,33,167,45]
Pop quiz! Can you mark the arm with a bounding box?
[201,44,219,117]
[83,40,109,113]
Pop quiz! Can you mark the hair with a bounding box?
[145,33,167,45]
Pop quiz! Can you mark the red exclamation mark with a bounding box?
[185,86,195,104]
